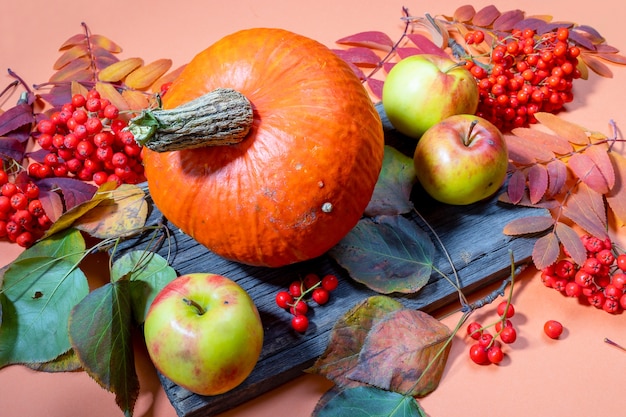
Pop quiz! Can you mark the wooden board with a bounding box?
[117,105,547,416]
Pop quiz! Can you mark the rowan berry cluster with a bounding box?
[0,168,52,247]
[541,234,626,314]
[465,26,582,131]
[33,89,145,186]
[275,273,339,333]
[466,300,518,365]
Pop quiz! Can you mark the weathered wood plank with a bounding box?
[117,104,547,416]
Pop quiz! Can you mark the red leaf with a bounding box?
[584,143,615,190]
[533,113,589,145]
[453,5,476,22]
[0,137,26,161]
[472,5,501,27]
[568,30,597,51]
[0,103,33,137]
[532,232,560,270]
[396,47,421,59]
[562,183,608,240]
[492,9,525,31]
[332,47,381,67]
[505,134,554,163]
[606,152,626,226]
[512,18,553,34]
[581,54,614,78]
[510,127,573,155]
[527,164,548,204]
[366,79,384,100]
[503,215,553,236]
[595,52,626,65]
[507,169,526,204]
[345,62,367,80]
[406,34,449,58]
[336,31,394,51]
[568,153,609,194]
[554,222,587,266]
[546,159,568,197]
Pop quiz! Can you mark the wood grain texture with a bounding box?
[117,104,548,416]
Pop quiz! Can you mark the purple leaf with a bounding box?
[337,31,394,51]
[332,47,381,67]
[37,177,97,210]
[0,102,33,137]
[406,34,448,58]
[0,137,26,161]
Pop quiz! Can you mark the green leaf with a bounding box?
[364,146,416,216]
[314,386,426,417]
[14,228,86,265]
[346,309,452,397]
[69,280,138,417]
[110,250,177,324]
[0,256,89,367]
[307,296,404,387]
[329,215,435,294]
[25,349,82,372]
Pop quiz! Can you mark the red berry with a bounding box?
[497,301,515,318]
[487,345,504,364]
[617,254,626,271]
[15,231,34,248]
[604,284,623,301]
[303,273,320,289]
[2,182,18,197]
[544,320,563,339]
[291,314,309,333]
[478,332,494,348]
[312,287,330,305]
[596,249,615,266]
[602,298,621,314]
[499,326,517,344]
[467,322,483,340]
[582,257,602,275]
[469,343,489,365]
[612,272,626,290]
[289,300,308,316]
[321,274,339,291]
[10,192,28,210]
[288,281,303,297]
[495,319,512,333]
[103,104,119,120]
[275,291,294,309]
[564,281,582,298]
[71,93,86,108]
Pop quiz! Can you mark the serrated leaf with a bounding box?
[328,216,435,294]
[110,251,177,324]
[92,48,120,71]
[453,5,476,22]
[472,5,501,27]
[532,232,560,270]
[505,134,554,163]
[0,256,89,368]
[365,146,416,216]
[53,44,89,70]
[554,222,587,266]
[74,184,148,239]
[0,102,33,137]
[89,34,123,53]
[568,153,609,194]
[510,127,573,155]
[527,164,548,204]
[70,80,90,98]
[332,48,381,67]
[492,9,525,31]
[396,47,421,59]
[346,309,451,396]
[503,215,553,236]
[533,112,589,145]
[584,142,614,190]
[314,386,426,417]
[406,33,449,57]
[307,296,404,387]
[546,159,568,197]
[124,59,173,90]
[507,169,526,204]
[561,182,608,239]
[69,280,138,416]
[581,53,613,78]
[98,57,144,82]
[336,31,395,51]
[25,349,82,372]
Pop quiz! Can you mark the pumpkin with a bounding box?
[131,28,384,267]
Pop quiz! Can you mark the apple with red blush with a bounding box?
[143,273,264,396]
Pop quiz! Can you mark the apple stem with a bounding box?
[464,119,479,146]
[443,61,468,74]
[183,298,206,315]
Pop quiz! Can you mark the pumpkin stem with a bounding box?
[127,88,253,152]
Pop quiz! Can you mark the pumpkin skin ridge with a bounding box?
[143,28,384,267]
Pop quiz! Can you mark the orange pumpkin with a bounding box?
[136,28,384,267]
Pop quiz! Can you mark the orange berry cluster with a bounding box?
[465,27,581,131]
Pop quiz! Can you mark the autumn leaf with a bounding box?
[503,215,554,236]
[554,222,587,266]
[533,112,589,145]
[527,164,548,204]
[328,215,435,294]
[561,182,608,240]
[506,169,526,204]
[568,153,609,194]
[492,9,525,31]
[546,159,568,197]
[505,134,554,164]
[124,59,173,90]
[307,296,405,388]
[452,5,476,22]
[98,57,144,82]
[510,127,573,155]
[364,146,416,216]
[472,5,501,27]
[606,152,626,226]
[532,232,560,270]
[347,308,452,397]
[331,48,381,67]
[336,31,395,51]
[406,33,450,57]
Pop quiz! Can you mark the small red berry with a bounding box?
[467,322,483,340]
[499,326,517,344]
[288,281,303,297]
[469,343,489,365]
[497,301,515,318]
[487,345,504,364]
[312,287,330,305]
[321,274,339,291]
[291,314,309,333]
[275,291,294,309]
[303,273,321,289]
[290,300,308,316]
[544,320,563,339]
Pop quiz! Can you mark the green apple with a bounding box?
[382,54,479,139]
[143,273,264,396]
[413,114,508,205]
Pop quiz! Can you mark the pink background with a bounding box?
[2,0,626,416]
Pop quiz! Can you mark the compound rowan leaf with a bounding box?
[314,386,426,417]
[68,280,138,417]
[546,159,568,197]
[561,182,608,240]
[328,215,435,294]
[510,127,573,155]
[49,57,92,83]
[365,146,416,216]
[95,81,130,112]
[503,215,554,236]
[89,34,123,53]
[507,169,526,204]
[123,59,173,90]
[606,152,626,227]
[336,31,395,51]
[568,153,609,194]
[53,44,89,70]
[97,57,144,82]
[506,134,553,163]
[347,309,452,397]
[527,164,548,204]
[595,51,626,65]
[472,5,501,27]
[532,232,560,270]
[533,112,589,145]
[307,296,404,388]
[554,222,587,266]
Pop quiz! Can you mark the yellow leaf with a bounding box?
[125,59,173,90]
[70,81,90,97]
[121,90,151,113]
[53,44,89,70]
[95,82,130,112]
[59,33,87,50]
[150,64,187,92]
[533,112,589,145]
[98,57,144,82]
[89,34,123,53]
[74,184,148,239]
